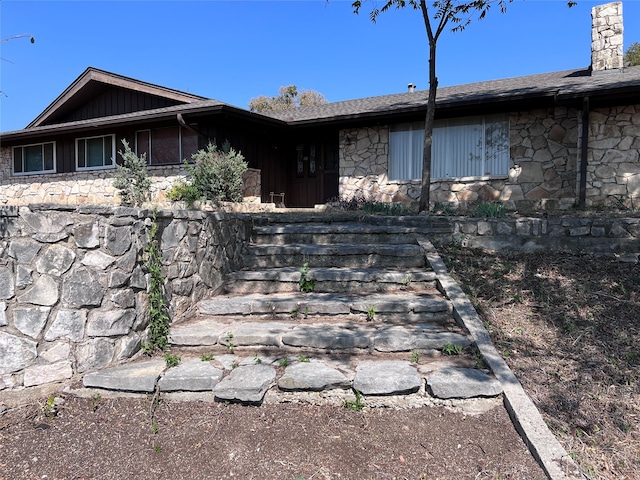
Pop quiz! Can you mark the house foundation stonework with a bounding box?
[0,149,261,207]
[338,104,638,212]
[586,104,640,207]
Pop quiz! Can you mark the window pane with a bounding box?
[484,115,509,176]
[181,128,199,161]
[44,143,54,171]
[86,137,104,167]
[104,136,113,165]
[410,129,424,180]
[136,131,150,162]
[78,140,86,168]
[389,125,423,181]
[151,127,180,164]
[13,148,23,173]
[25,145,43,172]
[433,117,483,178]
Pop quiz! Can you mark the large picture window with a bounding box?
[76,134,115,170]
[388,114,509,181]
[13,142,56,175]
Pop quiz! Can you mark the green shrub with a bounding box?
[188,141,247,203]
[113,139,151,207]
[167,181,201,206]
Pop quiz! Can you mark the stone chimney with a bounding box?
[591,2,623,74]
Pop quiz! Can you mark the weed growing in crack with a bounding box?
[366,305,376,321]
[299,262,315,293]
[200,353,215,361]
[279,358,289,367]
[442,344,462,355]
[411,349,420,363]
[470,345,486,369]
[298,354,310,363]
[254,355,262,365]
[164,353,181,368]
[342,390,365,411]
[226,332,235,353]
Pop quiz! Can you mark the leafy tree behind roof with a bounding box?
[249,85,328,112]
[624,42,640,67]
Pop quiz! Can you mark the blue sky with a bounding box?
[1,0,639,132]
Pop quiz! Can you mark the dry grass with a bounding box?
[440,246,640,479]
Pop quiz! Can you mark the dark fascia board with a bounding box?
[1,102,289,145]
[27,67,210,128]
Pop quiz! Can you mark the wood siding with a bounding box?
[47,86,184,125]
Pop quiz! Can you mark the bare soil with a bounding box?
[440,247,640,479]
[0,395,544,480]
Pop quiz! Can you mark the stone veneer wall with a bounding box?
[438,216,640,256]
[585,104,640,207]
[0,205,251,391]
[0,148,261,206]
[338,108,581,212]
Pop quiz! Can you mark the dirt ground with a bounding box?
[440,248,640,480]
[0,394,545,480]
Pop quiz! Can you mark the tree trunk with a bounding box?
[418,29,438,212]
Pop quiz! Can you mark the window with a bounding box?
[142,126,199,165]
[13,142,56,175]
[76,135,115,170]
[389,122,424,181]
[388,114,509,181]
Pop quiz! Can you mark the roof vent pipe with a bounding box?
[407,83,416,93]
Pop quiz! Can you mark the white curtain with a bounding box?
[432,114,509,179]
[390,115,509,181]
[389,122,424,180]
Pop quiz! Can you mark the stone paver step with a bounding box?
[252,223,450,245]
[195,292,452,317]
[251,214,454,230]
[245,243,425,268]
[225,267,437,294]
[81,356,502,405]
[169,319,470,352]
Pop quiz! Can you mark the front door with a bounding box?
[287,137,339,208]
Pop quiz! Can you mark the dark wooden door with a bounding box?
[287,137,339,208]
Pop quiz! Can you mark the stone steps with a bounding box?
[80,217,504,405]
[82,355,503,404]
[225,267,438,294]
[194,292,452,318]
[244,243,426,269]
[251,223,449,245]
[168,318,470,352]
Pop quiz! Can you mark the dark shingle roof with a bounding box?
[262,66,640,124]
[2,66,639,141]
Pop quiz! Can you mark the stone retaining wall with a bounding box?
[0,205,251,391]
[0,148,262,206]
[436,216,640,256]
